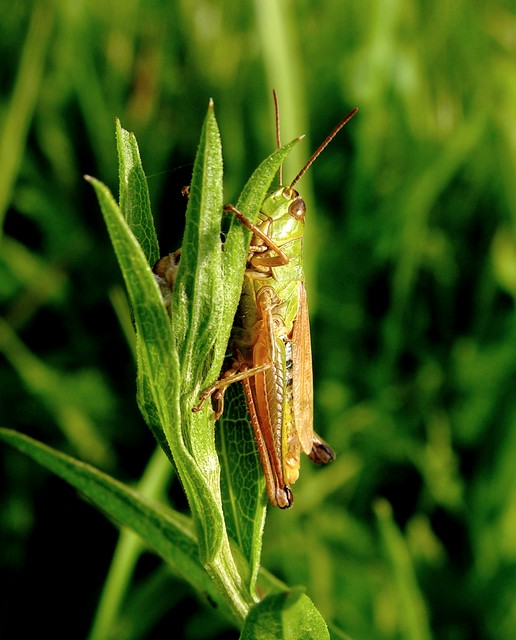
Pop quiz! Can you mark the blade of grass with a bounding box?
[0,317,112,467]
[88,446,173,640]
[0,1,54,238]
[375,499,432,640]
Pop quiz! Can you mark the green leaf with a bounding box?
[84,174,177,463]
[217,383,266,595]
[171,99,225,390]
[135,345,174,464]
[166,101,226,560]
[0,428,237,624]
[116,119,160,267]
[241,589,330,640]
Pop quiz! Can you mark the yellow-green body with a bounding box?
[229,186,321,508]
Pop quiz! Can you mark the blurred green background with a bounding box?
[1,0,515,638]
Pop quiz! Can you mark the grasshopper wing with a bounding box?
[291,282,314,455]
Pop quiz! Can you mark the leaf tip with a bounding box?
[84,174,101,189]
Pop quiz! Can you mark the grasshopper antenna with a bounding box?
[273,89,283,186]
[289,107,358,190]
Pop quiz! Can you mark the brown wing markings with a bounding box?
[241,374,292,508]
[249,287,291,505]
[291,282,314,455]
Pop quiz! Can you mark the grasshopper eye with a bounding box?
[288,197,306,220]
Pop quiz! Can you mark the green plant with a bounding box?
[0,102,334,638]
[3,2,516,638]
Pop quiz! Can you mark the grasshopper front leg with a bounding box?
[224,204,290,268]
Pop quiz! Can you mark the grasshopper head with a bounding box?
[261,186,305,221]
[260,186,306,243]
[281,186,306,222]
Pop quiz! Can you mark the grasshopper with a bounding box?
[192,95,358,508]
